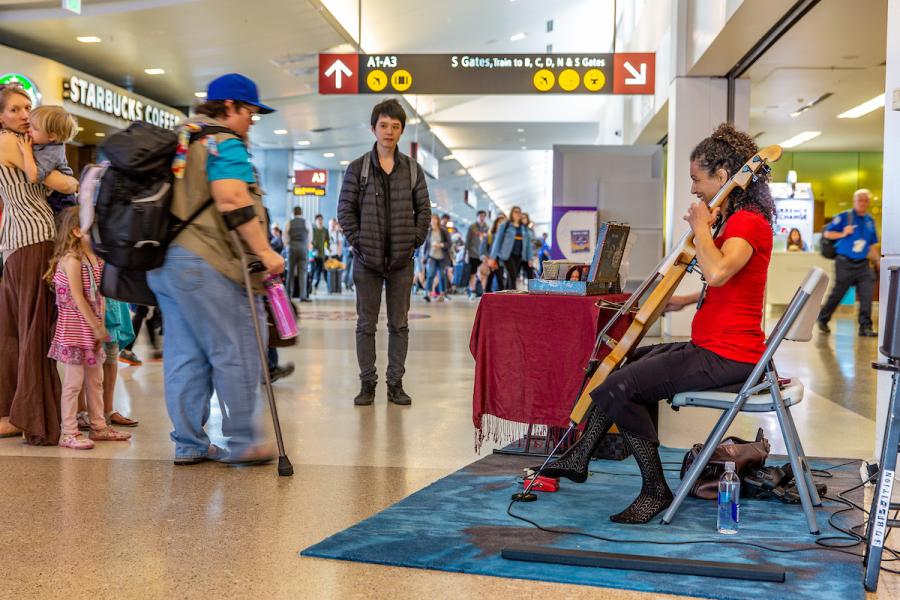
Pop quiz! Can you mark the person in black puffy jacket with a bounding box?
[337,99,431,407]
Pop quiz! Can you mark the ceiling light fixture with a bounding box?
[521,145,527,150]
[297,140,311,146]
[510,32,526,42]
[340,160,350,165]
[95,132,106,137]
[790,92,833,118]
[144,68,165,75]
[837,93,886,119]
[76,36,102,43]
[273,129,288,135]
[194,92,207,98]
[443,154,455,161]
[323,152,335,158]
[251,115,261,122]
[779,131,821,148]
[517,128,524,133]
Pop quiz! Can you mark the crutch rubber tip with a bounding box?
[278,456,294,477]
[511,492,538,502]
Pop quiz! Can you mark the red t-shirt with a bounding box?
[691,209,772,364]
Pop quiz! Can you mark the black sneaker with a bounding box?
[270,362,295,382]
[354,381,376,406]
[859,328,878,338]
[387,381,412,406]
[817,320,831,334]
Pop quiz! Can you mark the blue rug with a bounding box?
[301,448,865,600]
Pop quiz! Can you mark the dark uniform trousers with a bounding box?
[817,255,875,328]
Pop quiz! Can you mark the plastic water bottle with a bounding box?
[264,275,298,340]
[717,461,740,534]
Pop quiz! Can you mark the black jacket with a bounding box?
[337,145,431,273]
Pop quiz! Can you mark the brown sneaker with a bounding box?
[89,427,132,442]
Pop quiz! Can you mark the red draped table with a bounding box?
[469,292,632,451]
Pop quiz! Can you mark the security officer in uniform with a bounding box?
[817,188,881,337]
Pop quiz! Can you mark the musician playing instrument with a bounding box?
[535,124,775,524]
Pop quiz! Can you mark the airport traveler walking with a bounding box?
[46,207,131,449]
[147,73,283,465]
[424,214,451,303]
[310,214,328,292]
[465,210,488,298]
[0,84,78,444]
[489,206,533,290]
[101,298,138,427]
[817,188,881,337]
[537,232,551,277]
[284,206,311,301]
[483,215,507,292]
[337,98,431,406]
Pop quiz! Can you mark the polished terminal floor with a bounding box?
[1,292,897,599]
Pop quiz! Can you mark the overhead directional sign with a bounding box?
[319,54,359,95]
[317,53,655,95]
[613,53,655,95]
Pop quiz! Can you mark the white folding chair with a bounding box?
[660,266,830,534]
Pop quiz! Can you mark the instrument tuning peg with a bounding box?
[752,175,759,183]
[752,156,762,163]
[742,165,751,172]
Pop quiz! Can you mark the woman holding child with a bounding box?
[0,84,78,445]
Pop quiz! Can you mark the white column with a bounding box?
[875,0,900,455]
[662,12,750,337]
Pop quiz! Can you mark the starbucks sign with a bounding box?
[63,75,181,129]
[0,73,42,106]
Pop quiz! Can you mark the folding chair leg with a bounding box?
[661,406,741,525]
[773,395,820,534]
[782,406,821,506]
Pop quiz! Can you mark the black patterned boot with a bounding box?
[530,408,613,483]
[610,431,673,524]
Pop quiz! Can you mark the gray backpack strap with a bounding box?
[408,155,418,191]
[360,153,371,191]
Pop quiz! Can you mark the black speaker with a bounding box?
[882,266,900,360]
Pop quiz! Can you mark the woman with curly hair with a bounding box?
[532,123,775,524]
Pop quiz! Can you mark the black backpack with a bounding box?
[83,121,234,305]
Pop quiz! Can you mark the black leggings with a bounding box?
[503,255,523,290]
[589,342,755,443]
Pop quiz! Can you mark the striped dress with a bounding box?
[0,131,55,251]
[48,257,106,367]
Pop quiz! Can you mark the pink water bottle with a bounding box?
[264,275,298,340]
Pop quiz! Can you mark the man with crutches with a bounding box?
[149,73,292,471]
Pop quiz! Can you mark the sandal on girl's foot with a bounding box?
[60,434,94,450]
[107,412,138,427]
[89,427,132,442]
[76,411,91,430]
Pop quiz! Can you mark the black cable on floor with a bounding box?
[508,459,900,574]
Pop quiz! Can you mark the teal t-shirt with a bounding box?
[206,138,255,183]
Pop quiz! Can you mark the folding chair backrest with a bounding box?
[785,266,829,342]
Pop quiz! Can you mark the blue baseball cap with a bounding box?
[206,73,275,114]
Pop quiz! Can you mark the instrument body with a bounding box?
[568,145,782,424]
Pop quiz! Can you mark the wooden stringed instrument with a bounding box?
[568,145,783,425]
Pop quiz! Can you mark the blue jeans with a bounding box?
[147,245,265,459]
[425,257,448,293]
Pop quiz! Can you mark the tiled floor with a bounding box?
[1,293,896,599]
